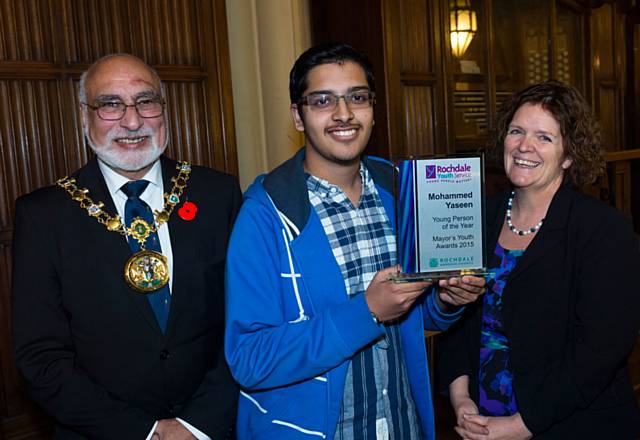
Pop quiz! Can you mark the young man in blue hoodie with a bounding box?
[225,43,486,440]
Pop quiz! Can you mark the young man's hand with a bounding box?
[436,275,486,311]
[365,266,432,322]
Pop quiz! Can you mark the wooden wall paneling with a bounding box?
[482,0,496,137]
[555,1,589,94]
[165,81,187,162]
[0,242,9,440]
[549,0,558,80]
[60,81,90,176]
[635,24,640,147]
[187,82,208,165]
[633,160,640,232]
[202,0,238,173]
[310,0,389,159]
[404,0,447,155]
[383,0,446,157]
[581,1,595,103]
[590,1,625,151]
[439,0,460,152]
[65,1,93,61]
[610,159,632,216]
[0,1,15,59]
[398,0,433,156]
[402,84,436,154]
[598,82,620,150]
[420,0,449,154]
[430,0,451,153]
[0,1,55,62]
[8,78,93,185]
[381,0,405,158]
[65,0,196,64]
[33,81,57,183]
[399,0,431,73]
[157,1,177,63]
[4,80,35,201]
[623,18,638,148]
[14,81,46,193]
[67,0,130,60]
[175,1,196,64]
[0,79,86,206]
[163,80,215,166]
[137,0,202,65]
[614,1,627,148]
[0,81,21,223]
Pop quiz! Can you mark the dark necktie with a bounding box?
[121,180,171,333]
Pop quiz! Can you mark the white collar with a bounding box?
[98,159,163,195]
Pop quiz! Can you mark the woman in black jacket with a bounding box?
[437,80,640,439]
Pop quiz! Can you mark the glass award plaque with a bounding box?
[391,154,491,282]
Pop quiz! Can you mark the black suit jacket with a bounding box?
[437,186,640,439]
[12,156,241,439]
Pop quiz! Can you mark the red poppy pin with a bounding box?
[178,201,198,221]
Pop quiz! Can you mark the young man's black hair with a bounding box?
[288,42,376,107]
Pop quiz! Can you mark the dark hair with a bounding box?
[487,80,604,187]
[289,42,375,106]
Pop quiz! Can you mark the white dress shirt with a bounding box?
[98,160,211,440]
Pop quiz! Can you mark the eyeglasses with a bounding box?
[298,90,375,112]
[82,98,165,121]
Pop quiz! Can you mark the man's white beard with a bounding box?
[85,125,167,173]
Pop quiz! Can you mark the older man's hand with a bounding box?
[436,275,486,311]
[154,419,197,440]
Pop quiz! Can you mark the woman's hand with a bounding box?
[449,376,489,437]
[455,413,532,440]
[452,396,488,437]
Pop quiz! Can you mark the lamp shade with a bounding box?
[450,0,477,58]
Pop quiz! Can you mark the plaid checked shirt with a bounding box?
[307,163,421,440]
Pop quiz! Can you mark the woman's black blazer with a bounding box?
[437,185,640,439]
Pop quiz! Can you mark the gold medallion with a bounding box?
[58,162,191,294]
[124,249,170,293]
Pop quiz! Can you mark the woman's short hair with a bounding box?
[487,80,605,187]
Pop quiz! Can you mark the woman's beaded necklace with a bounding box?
[506,191,544,236]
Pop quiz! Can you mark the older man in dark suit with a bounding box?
[11,54,239,440]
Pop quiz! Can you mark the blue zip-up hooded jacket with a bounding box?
[225,149,463,439]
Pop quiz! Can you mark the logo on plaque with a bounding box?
[425,165,436,179]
